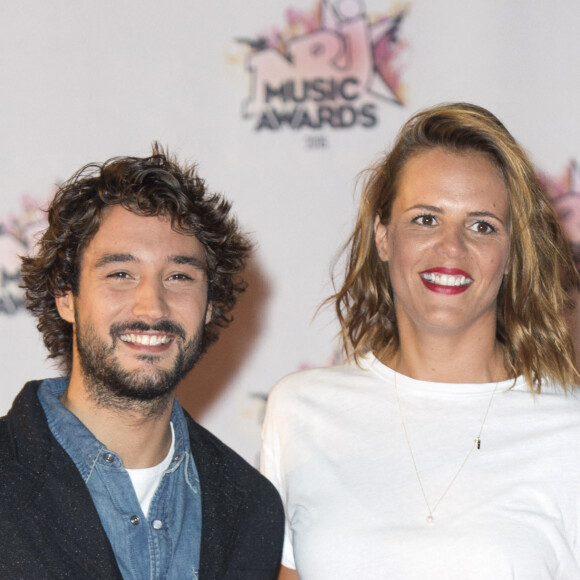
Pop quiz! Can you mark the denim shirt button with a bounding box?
[173,455,179,462]
[103,453,114,463]
[130,515,140,526]
[152,520,163,530]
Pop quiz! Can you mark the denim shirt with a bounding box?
[38,378,202,580]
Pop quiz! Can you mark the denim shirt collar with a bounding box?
[37,377,191,482]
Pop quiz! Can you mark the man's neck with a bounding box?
[60,381,174,469]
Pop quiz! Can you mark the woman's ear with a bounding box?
[374,214,390,262]
[55,291,75,324]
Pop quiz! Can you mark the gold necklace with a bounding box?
[393,371,498,524]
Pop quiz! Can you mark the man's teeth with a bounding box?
[421,272,472,286]
[119,334,172,346]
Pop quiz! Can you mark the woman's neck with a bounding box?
[381,331,509,384]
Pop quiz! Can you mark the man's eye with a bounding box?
[169,273,193,281]
[107,272,131,279]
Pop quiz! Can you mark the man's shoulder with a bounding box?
[2,380,47,417]
[0,380,64,514]
[182,408,284,574]
[182,410,278,493]
[0,418,10,462]
[0,380,46,449]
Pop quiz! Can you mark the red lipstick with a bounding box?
[419,268,473,295]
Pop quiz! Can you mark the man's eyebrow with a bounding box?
[94,253,207,270]
[170,255,207,270]
[95,254,136,268]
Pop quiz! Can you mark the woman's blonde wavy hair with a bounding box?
[331,102,578,392]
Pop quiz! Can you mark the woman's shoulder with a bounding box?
[503,378,580,427]
[267,355,378,406]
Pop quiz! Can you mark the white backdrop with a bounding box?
[1,0,579,464]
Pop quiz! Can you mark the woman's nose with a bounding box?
[436,225,467,258]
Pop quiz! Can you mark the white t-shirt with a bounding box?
[260,354,580,579]
[126,422,175,518]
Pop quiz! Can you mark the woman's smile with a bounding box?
[419,267,474,294]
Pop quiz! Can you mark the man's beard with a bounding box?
[75,317,205,416]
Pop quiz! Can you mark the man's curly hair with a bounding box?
[21,143,253,374]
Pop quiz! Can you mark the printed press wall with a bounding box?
[1,0,579,464]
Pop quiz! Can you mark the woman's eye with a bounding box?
[413,215,436,226]
[472,221,496,234]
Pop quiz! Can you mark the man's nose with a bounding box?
[131,279,169,321]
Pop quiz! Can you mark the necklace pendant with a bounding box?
[394,373,498,528]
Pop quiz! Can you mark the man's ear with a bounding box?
[205,301,213,325]
[374,214,390,262]
[55,291,75,324]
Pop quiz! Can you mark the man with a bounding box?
[0,145,284,579]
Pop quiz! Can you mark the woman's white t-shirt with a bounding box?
[261,354,580,579]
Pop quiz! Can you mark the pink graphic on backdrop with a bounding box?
[541,160,580,269]
[0,194,50,315]
[240,0,408,130]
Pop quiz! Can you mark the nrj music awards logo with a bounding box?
[541,160,580,269]
[239,0,409,132]
[0,195,49,315]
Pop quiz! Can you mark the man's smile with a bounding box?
[119,333,174,346]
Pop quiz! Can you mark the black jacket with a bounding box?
[0,381,284,579]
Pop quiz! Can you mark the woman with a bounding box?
[261,103,580,579]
